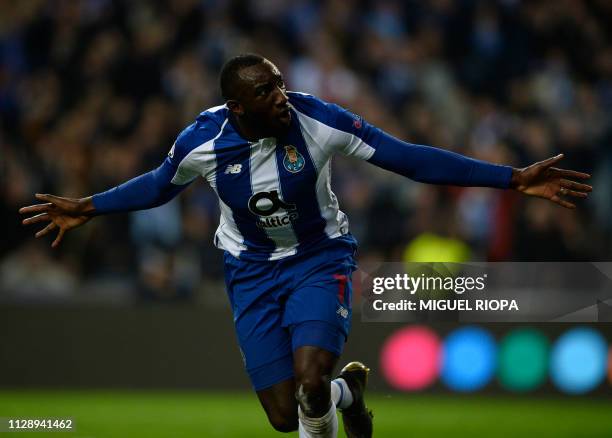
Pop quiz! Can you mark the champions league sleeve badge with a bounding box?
[283,145,305,173]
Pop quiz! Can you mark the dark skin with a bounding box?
[225,59,293,140]
[19,59,593,432]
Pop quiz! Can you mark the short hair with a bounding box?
[219,53,266,100]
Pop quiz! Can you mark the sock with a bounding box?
[298,402,338,438]
[331,378,353,410]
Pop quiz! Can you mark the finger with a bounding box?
[35,222,56,238]
[551,195,576,209]
[35,194,70,209]
[51,228,66,248]
[18,203,53,215]
[36,193,78,205]
[22,212,51,225]
[561,189,588,198]
[540,154,564,168]
[550,168,591,179]
[560,179,593,192]
[35,193,60,202]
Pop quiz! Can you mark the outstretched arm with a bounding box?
[288,93,593,207]
[91,158,189,214]
[367,131,592,207]
[19,159,191,247]
[312,100,592,207]
[367,130,513,188]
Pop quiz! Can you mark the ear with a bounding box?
[226,100,244,116]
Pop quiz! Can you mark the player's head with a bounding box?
[220,54,291,135]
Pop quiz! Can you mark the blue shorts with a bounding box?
[223,236,357,391]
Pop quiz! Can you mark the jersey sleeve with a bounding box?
[287,92,377,160]
[321,102,380,160]
[91,120,218,214]
[365,132,513,188]
[290,93,512,189]
[91,152,191,215]
[166,122,210,185]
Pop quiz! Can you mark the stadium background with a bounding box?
[1,0,612,436]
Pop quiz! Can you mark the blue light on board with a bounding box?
[441,326,496,392]
[550,327,607,394]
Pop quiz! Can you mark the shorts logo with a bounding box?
[337,306,349,319]
[283,145,305,173]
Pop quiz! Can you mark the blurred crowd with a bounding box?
[1,0,612,302]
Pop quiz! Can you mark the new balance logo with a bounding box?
[225,164,242,174]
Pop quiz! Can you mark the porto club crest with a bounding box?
[283,145,305,173]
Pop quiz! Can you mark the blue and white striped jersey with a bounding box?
[93,92,512,261]
[168,92,376,261]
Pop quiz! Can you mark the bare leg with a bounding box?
[294,346,340,437]
[256,377,298,433]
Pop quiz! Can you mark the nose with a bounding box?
[274,86,288,106]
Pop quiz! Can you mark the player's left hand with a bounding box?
[510,154,592,209]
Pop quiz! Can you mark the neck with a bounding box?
[231,113,273,142]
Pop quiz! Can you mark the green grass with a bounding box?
[0,391,611,437]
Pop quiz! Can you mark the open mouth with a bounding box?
[278,107,291,123]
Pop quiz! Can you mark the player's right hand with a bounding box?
[19,194,96,248]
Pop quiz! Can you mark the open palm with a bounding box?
[19,194,94,247]
[511,154,592,209]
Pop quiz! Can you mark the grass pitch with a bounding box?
[0,390,611,437]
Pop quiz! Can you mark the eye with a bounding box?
[278,78,285,89]
[256,84,272,96]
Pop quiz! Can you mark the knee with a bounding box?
[293,346,337,416]
[268,413,298,433]
[296,372,329,398]
[295,372,331,415]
